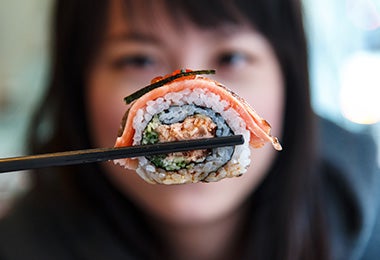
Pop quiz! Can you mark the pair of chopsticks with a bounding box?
[0,135,244,173]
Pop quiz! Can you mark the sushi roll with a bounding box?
[114,69,281,185]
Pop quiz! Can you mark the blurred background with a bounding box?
[0,0,52,214]
[0,0,379,215]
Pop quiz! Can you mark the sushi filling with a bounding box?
[141,105,234,172]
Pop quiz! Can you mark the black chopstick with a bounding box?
[0,135,244,173]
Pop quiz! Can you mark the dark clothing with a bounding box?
[319,119,380,259]
[0,118,379,260]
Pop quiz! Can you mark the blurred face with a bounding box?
[86,0,284,226]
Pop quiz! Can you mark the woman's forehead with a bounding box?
[106,0,248,38]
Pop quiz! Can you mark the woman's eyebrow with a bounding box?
[107,31,163,45]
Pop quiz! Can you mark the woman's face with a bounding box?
[86,0,284,226]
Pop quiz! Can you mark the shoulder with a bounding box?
[318,117,378,177]
[0,192,74,259]
[0,189,132,260]
[318,117,380,259]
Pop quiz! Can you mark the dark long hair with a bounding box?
[28,0,330,259]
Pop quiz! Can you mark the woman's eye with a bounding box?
[112,55,156,70]
[109,53,167,87]
[216,52,251,68]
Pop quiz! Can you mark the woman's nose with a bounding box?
[169,43,210,71]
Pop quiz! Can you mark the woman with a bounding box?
[0,0,379,259]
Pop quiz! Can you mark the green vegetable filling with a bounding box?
[149,155,192,171]
[141,116,160,145]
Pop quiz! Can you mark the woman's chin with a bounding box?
[105,163,260,226]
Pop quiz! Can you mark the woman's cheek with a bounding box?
[86,70,126,148]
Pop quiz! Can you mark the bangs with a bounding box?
[120,0,247,29]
